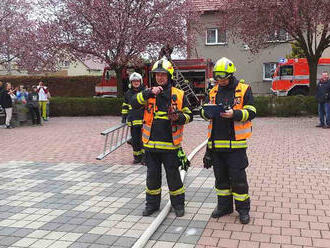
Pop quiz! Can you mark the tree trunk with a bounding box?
[307,58,318,95]
[115,68,124,97]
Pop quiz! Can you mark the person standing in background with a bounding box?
[37,81,50,121]
[27,86,41,126]
[16,85,28,104]
[2,82,16,128]
[315,72,330,128]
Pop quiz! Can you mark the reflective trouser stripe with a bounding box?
[169,186,185,196]
[233,192,249,201]
[215,188,232,196]
[146,187,161,195]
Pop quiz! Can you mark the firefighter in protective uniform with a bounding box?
[121,72,145,164]
[132,59,193,217]
[201,57,256,224]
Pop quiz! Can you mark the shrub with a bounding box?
[254,95,318,117]
[48,95,318,117]
[49,97,123,116]
[0,76,101,97]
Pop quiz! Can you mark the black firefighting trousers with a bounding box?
[145,150,185,209]
[212,149,250,213]
[131,125,143,159]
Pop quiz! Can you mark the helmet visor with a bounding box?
[214,71,231,80]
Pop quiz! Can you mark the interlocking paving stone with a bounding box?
[158,232,181,242]
[68,242,90,248]
[112,236,137,247]
[1,117,330,248]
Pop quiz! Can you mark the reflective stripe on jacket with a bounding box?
[207,83,252,143]
[142,87,184,147]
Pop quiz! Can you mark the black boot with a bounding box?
[211,207,233,218]
[239,210,250,224]
[235,197,250,224]
[173,206,185,217]
[144,194,160,216]
[211,195,233,218]
[142,207,160,216]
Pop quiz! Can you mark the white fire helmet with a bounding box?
[129,72,143,87]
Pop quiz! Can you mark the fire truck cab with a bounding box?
[95,58,214,105]
[271,58,330,96]
[95,64,150,97]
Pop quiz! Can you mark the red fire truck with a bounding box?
[271,58,330,96]
[95,58,213,105]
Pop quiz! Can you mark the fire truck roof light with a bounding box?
[279,58,287,63]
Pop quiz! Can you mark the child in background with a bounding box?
[27,86,41,125]
[16,85,28,104]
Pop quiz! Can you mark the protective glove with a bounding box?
[178,148,190,171]
[203,148,213,169]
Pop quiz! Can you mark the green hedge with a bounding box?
[0,76,101,97]
[48,96,318,117]
[254,96,318,117]
[49,97,123,116]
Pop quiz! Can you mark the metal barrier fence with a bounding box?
[96,123,131,160]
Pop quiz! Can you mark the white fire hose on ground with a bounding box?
[132,139,208,248]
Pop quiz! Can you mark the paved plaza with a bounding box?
[1,116,330,247]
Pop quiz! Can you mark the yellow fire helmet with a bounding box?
[213,57,236,80]
[152,59,174,79]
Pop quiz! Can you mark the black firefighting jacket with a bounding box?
[121,85,145,126]
[131,82,193,152]
[200,76,256,151]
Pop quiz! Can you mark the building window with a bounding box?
[280,65,293,76]
[267,29,288,42]
[206,28,226,45]
[263,62,277,81]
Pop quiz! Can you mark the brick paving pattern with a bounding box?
[0,117,208,166]
[196,117,330,248]
[1,116,330,247]
[0,161,215,248]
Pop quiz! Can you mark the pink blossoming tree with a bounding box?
[0,0,64,74]
[48,0,199,96]
[220,0,330,94]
